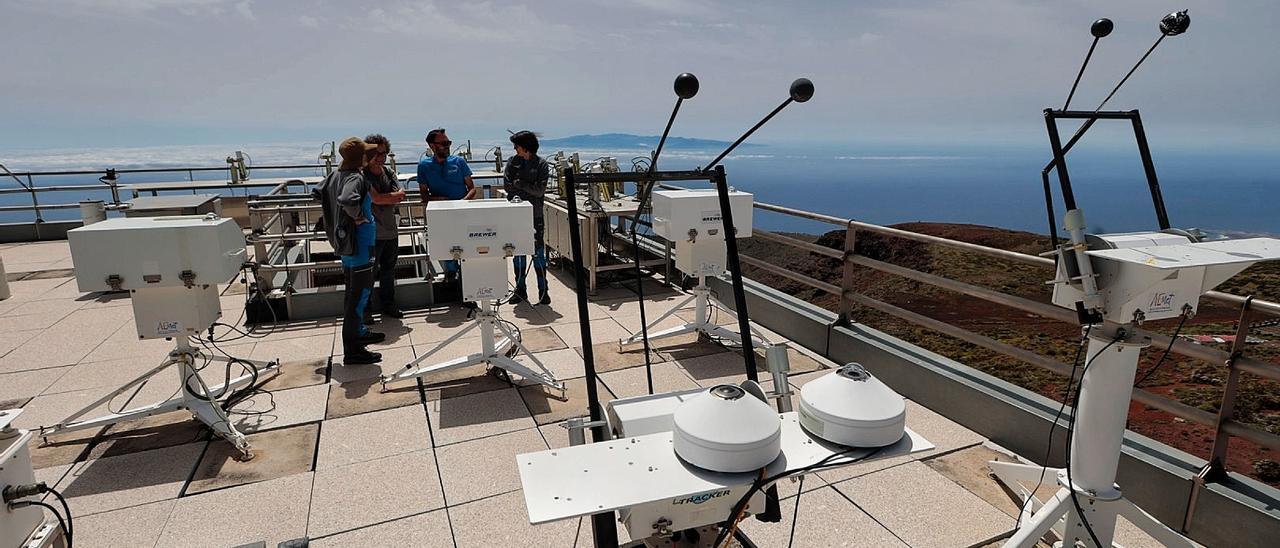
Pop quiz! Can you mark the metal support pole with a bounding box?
[564,169,619,548]
[837,223,857,325]
[711,166,759,382]
[1130,113,1172,230]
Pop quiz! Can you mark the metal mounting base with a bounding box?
[382,300,567,398]
[989,462,1200,547]
[623,280,772,349]
[40,338,279,458]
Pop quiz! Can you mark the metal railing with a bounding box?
[0,153,509,226]
[730,197,1279,531]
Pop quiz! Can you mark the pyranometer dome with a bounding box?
[799,363,906,448]
[671,383,782,473]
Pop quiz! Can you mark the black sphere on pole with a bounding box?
[674,73,699,99]
[789,78,814,103]
[1160,10,1190,36]
[1091,18,1114,38]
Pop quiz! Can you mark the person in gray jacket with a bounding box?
[363,134,406,320]
[503,130,551,305]
[313,137,386,364]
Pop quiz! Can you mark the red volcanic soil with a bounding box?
[739,222,1280,485]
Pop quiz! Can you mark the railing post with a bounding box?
[248,204,272,292]
[837,221,857,325]
[1183,296,1253,532]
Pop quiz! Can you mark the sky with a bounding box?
[1,0,1278,153]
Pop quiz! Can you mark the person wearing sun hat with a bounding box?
[313,136,387,364]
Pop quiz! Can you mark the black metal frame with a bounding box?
[1041,108,1172,248]
[565,166,761,548]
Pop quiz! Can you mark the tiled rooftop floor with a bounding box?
[1,241,1170,547]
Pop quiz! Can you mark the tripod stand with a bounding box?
[382,299,566,398]
[41,337,279,458]
[624,276,772,348]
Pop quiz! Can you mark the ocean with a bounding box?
[2,140,1277,239]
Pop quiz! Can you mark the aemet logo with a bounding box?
[1149,292,1175,311]
[673,489,731,505]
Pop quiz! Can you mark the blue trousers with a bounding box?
[341,245,374,349]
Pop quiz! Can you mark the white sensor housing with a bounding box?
[798,363,906,447]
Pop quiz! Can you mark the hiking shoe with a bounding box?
[509,287,528,305]
[538,289,551,306]
[357,331,386,345]
[344,349,382,365]
[383,305,404,319]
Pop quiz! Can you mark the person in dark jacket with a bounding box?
[313,137,386,364]
[503,130,551,305]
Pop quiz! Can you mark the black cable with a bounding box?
[1017,324,1091,529]
[11,500,72,547]
[1063,334,1120,548]
[786,475,805,548]
[1133,313,1189,387]
[47,486,74,546]
[713,447,882,547]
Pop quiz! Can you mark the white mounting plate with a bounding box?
[518,412,932,524]
[0,408,21,432]
[1087,238,1280,269]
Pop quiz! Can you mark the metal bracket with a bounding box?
[180,270,197,288]
[105,274,124,291]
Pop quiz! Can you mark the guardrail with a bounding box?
[730,196,1280,531]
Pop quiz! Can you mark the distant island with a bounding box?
[539,133,763,150]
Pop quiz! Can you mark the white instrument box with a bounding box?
[651,189,753,242]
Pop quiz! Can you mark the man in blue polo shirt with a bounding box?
[418,128,475,283]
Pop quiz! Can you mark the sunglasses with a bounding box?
[433,140,453,147]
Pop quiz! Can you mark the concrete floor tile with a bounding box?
[518,377,612,426]
[675,351,765,385]
[0,277,72,301]
[0,366,70,402]
[0,298,82,329]
[834,461,1010,548]
[78,322,173,363]
[316,404,431,470]
[69,498,175,548]
[528,347,584,382]
[188,424,319,495]
[308,449,446,538]
[331,344,419,384]
[91,410,210,460]
[231,383,328,434]
[740,345,829,375]
[652,333,731,362]
[156,472,312,548]
[552,317,630,348]
[42,356,159,396]
[575,341,665,374]
[327,377,422,420]
[12,386,120,431]
[248,333,336,363]
[600,361,700,399]
[449,490,577,548]
[260,357,328,391]
[27,429,99,470]
[33,462,73,491]
[58,442,202,517]
[738,485,907,547]
[402,308,475,344]
[520,326,567,352]
[422,366,516,402]
[427,387,536,447]
[437,429,546,504]
[311,508,453,547]
[0,329,38,358]
[538,421,573,450]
